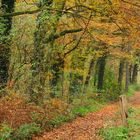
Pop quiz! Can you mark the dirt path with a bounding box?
[33,92,140,140]
[129,91,140,106]
[33,104,118,140]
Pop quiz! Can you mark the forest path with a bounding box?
[129,91,140,106]
[33,92,140,140]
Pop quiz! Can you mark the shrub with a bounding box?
[128,119,140,130]
[0,93,41,128]
[48,115,71,128]
[127,84,140,97]
[71,100,101,117]
[100,67,121,101]
[100,119,140,140]
[72,106,89,117]
[0,123,13,140]
[100,126,130,140]
[13,123,41,140]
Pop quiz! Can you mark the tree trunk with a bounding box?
[118,60,125,91]
[48,1,66,97]
[29,0,66,104]
[94,62,98,87]
[119,95,128,127]
[132,64,138,84]
[129,64,133,84]
[125,62,130,92]
[97,56,106,91]
[50,57,64,98]
[0,0,15,87]
[83,59,94,94]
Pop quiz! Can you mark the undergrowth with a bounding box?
[100,106,140,140]
[127,84,140,97]
[0,122,41,140]
[0,93,105,139]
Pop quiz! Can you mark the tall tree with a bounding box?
[125,62,130,91]
[97,56,106,91]
[83,59,94,94]
[0,0,15,87]
[118,60,125,91]
[29,0,54,104]
[132,64,138,84]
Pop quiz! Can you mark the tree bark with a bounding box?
[97,56,106,90]
[129,64,133,84]
[119,95,128,127]
[125,62,130,92]
[83,59,94,94]
[132,64,138,84]
[118,60,125,91]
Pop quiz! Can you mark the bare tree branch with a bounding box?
[64,13,92,57]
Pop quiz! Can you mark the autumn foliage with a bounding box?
[0,0,140,139]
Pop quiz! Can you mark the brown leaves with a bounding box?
[33,104,118,140]
[0,93,43,128]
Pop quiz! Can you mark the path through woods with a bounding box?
[33,92,140,140]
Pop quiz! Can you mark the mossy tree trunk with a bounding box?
[0,0,15,87]
[29,0,66,104]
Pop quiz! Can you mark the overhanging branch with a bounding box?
[0,9,41,17]
[0,6,74,17]
[0,5,97,17]
[45,28,83,43]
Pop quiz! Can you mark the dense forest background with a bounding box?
[0,0,140,139]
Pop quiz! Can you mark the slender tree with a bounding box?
[125,62,130,91]
[132,64,138,84]
[129,64,133,84]
[97,56,106,90]
[118,60,125,91]
[83,59,94,94]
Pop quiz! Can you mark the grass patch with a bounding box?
[13,123,41,140]
[100,107,140,140]
[0,123,13,140]
[48,115,73,128]
[0,122,41,140]
[100,126,130,140]
[127,84,140,97]
[71,98,104,117]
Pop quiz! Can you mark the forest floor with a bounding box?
[33,92,140,140]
